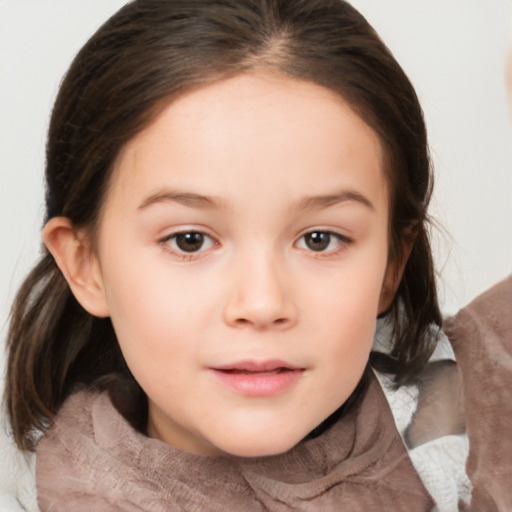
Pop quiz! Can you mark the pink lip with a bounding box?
[209,360,305,396]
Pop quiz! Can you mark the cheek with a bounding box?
[300,244,388,363]
[100,248,200,361]
[302,248,388,322]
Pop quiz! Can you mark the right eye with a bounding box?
[162,231,216,253]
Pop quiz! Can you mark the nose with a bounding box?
[222,251,298,330]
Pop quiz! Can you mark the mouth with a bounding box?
[212,360,301,373]
[209,360,305,396]
[220,368,294,375]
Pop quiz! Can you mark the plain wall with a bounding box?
[1,1,512,374]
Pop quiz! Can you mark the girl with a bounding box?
[2,0,511,510]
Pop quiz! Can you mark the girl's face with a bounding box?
[92,73,394,457]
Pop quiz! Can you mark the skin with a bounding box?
[45,73,402,458]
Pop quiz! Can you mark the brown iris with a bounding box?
[174,232,205,252]
[304,232,331,251]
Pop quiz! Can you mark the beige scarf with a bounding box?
[36,372,433,511]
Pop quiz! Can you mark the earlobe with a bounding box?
[378,263,402,315]
[43,217,110,317]
[378,235,415,315]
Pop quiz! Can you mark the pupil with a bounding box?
[305,232,330,251]
[176,232,204,252]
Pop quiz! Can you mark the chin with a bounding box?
[215,432,303,459]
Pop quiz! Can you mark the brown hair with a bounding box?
[5,0,441,451]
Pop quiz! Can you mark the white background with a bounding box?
[1,0,511,373]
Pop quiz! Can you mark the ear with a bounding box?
[43,217,110,317]
[378,233,415,315]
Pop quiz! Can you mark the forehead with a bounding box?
[108,73,387,211]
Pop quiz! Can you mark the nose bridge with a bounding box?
[223,244,296,329]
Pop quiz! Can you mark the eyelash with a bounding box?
[158,229,352,260]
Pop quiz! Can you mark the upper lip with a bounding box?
[210,360,303,372]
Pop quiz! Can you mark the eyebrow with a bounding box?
[137,188,374,212]
[297,190,375,211]
[138,191,222,210]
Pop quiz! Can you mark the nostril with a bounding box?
[232,317,289,328]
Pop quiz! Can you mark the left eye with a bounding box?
[296,231,347,252]
[164,231,216,253]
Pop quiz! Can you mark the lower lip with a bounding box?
[210,369,304,396]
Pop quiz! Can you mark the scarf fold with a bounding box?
[36,372,433,511]
[445,276,512,512]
